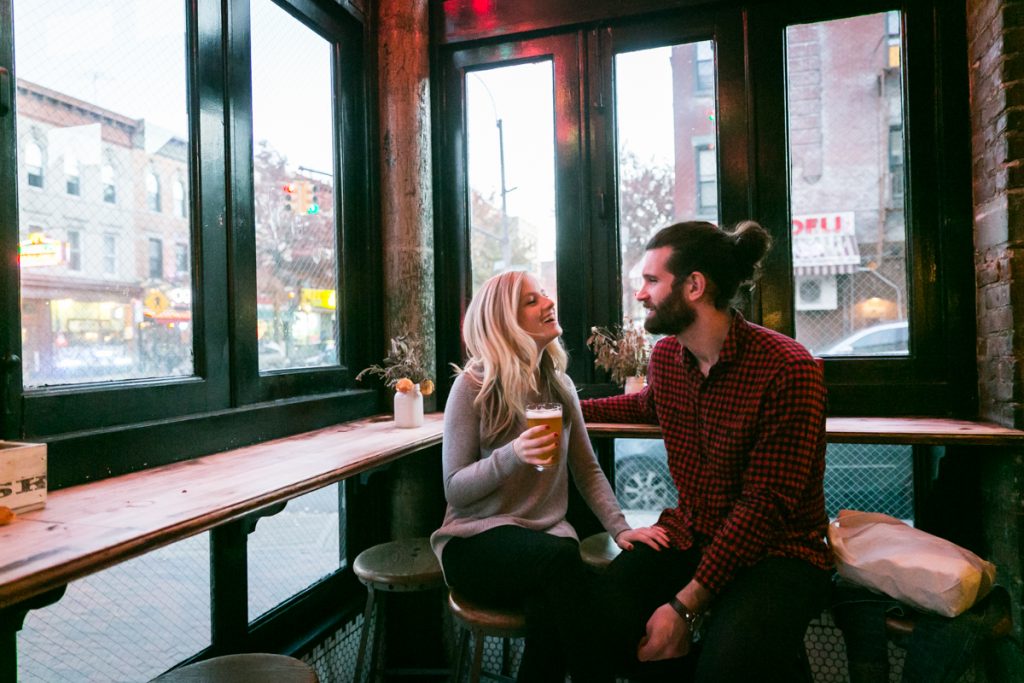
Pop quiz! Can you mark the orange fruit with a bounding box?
[0,506,15,526]
[420,379,434,396]
[395,378,414,393]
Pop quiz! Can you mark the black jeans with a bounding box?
[597,544,831,683]
[442,525,613,683]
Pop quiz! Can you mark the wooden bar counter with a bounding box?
[0,413,445,611]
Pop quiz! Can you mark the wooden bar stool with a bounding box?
[352,537,446,682]
[150,653,318,682]
[447,590,527,683]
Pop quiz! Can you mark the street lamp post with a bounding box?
[471,73,514,269]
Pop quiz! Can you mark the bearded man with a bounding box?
[582,220,832,682]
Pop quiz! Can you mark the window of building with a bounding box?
[175,242,189,277]
[67,230,81,271]
[696,144,718,216]
[889,124,905,204]
[25,139,44,188]
[146,170,162,212]
[148,238,163,280]
[103,233,116,275]
[695,40,715,92]
[102,164,117,204]
[173,177,186,218]
[64,150,80,196]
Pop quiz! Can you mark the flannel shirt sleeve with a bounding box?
[694,358,827,593]
[579,378,658,424]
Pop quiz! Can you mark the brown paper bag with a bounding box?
[828,510,996,617]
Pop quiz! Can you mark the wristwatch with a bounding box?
[667,596,703,639]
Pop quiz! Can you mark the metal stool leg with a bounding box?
[470,630,485,683]
[369,591,387,683]
[353,586,376,683]
[500,637,511,676]
[454,626,470,683]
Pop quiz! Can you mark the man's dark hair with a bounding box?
[645,220,772,309]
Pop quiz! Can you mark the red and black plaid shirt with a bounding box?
[581,312,832,593]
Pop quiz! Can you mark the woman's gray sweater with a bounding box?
[430,372,630,567]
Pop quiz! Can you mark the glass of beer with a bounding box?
[525,402,562,471]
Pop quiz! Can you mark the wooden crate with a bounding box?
[0,441,47,513]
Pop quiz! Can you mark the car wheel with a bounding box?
[615,456,675,510]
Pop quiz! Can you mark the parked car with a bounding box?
[612,439,913,520]
[818,321,908,357]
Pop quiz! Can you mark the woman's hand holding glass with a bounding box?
[615,525,671,552]
[513,424,560,470]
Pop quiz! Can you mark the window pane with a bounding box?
[466,62,557,297]
[251,0,339,373]
[14,0,194,387]
[248,485,344,621]
[616,42,719,323]
[787,13,909,357]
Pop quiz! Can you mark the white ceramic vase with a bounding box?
[624,375,646,395]
[393,384,424,428]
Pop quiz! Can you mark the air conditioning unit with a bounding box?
[795,274,838,311]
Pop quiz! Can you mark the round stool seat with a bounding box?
[581,510,662,570]
[580,531,622,570]
[448,590,527,639]
[353,537,444,592]
[150,653,317,683]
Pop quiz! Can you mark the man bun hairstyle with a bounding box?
[646,219,772,309]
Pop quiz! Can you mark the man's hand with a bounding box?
[637,603,691,661]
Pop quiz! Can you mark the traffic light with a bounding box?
[283,182,299,212]
[298,181,320,215]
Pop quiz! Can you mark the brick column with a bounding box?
[377,0,435,381]
[968,0,1024,654]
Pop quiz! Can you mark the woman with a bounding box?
[431,270,667,682]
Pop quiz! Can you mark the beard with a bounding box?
[643,290,696,336]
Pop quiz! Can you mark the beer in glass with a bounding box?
[525,402,562,471]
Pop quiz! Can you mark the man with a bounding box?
[582,220,832,682]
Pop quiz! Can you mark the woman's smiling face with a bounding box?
[517,274,561,348]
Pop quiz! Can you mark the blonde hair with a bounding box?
[461,271,574,444]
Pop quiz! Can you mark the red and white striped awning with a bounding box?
[792,213,862,276]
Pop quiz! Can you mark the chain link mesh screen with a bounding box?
[18,532,210,682]
[248,484,345,621]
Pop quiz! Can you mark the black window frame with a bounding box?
[0,0,380,488]
[434,0,975,417]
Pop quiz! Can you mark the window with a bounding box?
[787,13,909,358]
[250,0,341,373]
[25,139,44,188]
[64,150,80,196]
[103,234,116,275]
[615,41,720,324]
[173,177,187,218]
[438,3,973,416]
[67,230,81,271]
[465,62,556,297]
[146,170,162,212]
[889,125,905,204]
[102,164,116,203]
[148,238,163,279]
[695,144,718,216]
[175,243,189,277]
[694,40,715,92]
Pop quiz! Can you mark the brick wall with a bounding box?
[968,0,1024,659]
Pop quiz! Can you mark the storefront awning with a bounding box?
[792,212,862,276]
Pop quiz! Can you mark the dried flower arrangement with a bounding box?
[356,335,434,395]
[586,321,650,386]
